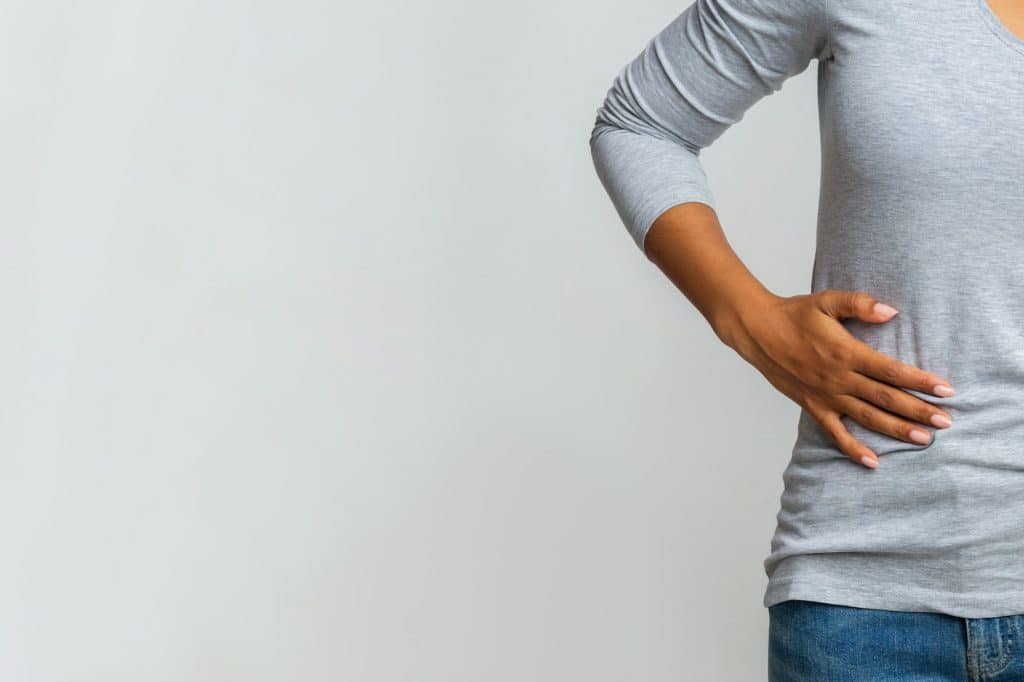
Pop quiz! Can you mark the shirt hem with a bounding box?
[764,576,1024,619]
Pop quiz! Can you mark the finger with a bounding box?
[816,289,899,324]
[810,406,879,469]
[850,344,956,398]
[834,394,934,446]
[843,372,953,428]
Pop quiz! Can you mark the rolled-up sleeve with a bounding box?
[589,0,832,254]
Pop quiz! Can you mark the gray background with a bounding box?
[1,0,821,679]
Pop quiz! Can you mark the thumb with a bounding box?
[816,289,899,323]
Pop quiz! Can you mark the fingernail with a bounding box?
[931,413,952,428]
[873,302,899,317]
[909,428,931,444]
[933,384,955,397]
[860,454,878,468]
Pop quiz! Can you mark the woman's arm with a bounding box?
[644,201,774,348]
[589,0,832,252]
[590,0,955,468]
[644,202,955,469]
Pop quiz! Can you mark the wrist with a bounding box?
[708,287,781,351]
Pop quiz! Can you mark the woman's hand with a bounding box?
[716,289,954,469]
[641,202,954,469]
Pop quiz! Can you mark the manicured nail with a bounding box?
[860,453,878,468]
[933,384,955,397]
[931,413,952,428]
[873,302,899,317]
[909,428,931,444]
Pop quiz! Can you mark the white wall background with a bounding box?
[0,0,822,679]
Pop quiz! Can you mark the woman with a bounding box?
[589,0,1024,679]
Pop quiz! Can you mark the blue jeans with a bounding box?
[769,599,1024,681]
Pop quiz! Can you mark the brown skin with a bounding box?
[988,0,1024,40]
[643,202,955,470]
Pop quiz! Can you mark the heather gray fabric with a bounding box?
[589,0,1024,619]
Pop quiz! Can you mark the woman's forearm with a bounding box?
[643,200,777,350]
[642,199,953,467]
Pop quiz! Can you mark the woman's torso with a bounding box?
[765,0,1024,618]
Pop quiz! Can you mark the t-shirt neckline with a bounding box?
[974,0,1024,55]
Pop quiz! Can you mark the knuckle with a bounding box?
[818,373,845,394]
[872,386,895,409]
[880,362,903,384]
[806,395,835,418]
[829,343,854,364]
[814,371,836,391]
[805,365,832,388]
[849,291,871,308]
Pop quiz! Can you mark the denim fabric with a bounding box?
[769,600,1024,681]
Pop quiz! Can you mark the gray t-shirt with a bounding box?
[590,0,1024,619]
